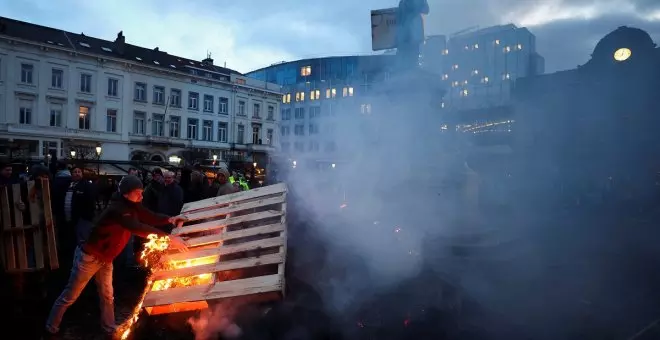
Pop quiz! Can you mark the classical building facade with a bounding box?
[0,17,280,164]
[246,55,394,167]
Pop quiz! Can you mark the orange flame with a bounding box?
[116,234,171,340]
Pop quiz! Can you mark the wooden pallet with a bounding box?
[0,179,59,272]
[142,183,288,315]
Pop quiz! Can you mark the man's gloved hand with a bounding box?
[168,215,188,229]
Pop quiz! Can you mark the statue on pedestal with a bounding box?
[396,0,429,70]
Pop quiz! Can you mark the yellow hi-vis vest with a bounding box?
[229,176,235,184]
[239,178,249,191]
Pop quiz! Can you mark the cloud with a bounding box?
[0,0,659,73]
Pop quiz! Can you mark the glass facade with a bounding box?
[247,56,363,86]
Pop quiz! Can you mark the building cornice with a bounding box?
[0,35,282,98]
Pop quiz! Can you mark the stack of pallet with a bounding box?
[0,179,59,272]
[142,183,288,315]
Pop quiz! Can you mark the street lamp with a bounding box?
[95,145,102,174]
[212,154,218,161]
[169,155,181,165]
[70,150,76,158]
[253,162,257,168]
[331,163,336,168]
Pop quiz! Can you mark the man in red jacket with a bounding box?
[44,175,188,336]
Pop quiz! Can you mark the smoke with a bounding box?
[187,303,242,340]
[274,28,660,339]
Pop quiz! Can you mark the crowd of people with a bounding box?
[0,159,252,338]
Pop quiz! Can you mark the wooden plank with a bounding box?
[181,183,287,213]
[41,178,59,270]
[173,210,284,236]
[186,222,285,248]
[0,186,15,271]
[143,284,212,307]
[12,183,28,270]
[183,196,286,222]
[145,301,209,316]
[151,252,285,281]
[26,181,45,270]
[163,236,285,263]
[204,274,283,300]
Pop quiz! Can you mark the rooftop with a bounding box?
[0,16,243,77]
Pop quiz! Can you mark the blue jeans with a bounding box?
[45,247,115,333]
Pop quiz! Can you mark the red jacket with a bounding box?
[83,194,170,262]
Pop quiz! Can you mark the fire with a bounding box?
[115,234,218,340]
[150,256,217,291]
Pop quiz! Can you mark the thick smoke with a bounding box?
[187,302,242,340]
[278,26,660,340]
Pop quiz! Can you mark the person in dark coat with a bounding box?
[50,166,96,269]
[44,176,188,336]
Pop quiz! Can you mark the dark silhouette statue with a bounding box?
[396,0,430,70]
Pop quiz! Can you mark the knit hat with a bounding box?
[217,168,230,178]
[119,175,143,194]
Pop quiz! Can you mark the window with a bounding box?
[107,78,118,97]
[342,87,354,97]
[266,129,273,145]
[21,64,33,84]
[49,103,63,127]
[460,89,469,97]
[442,49,449,55]
[282,93,291,104]
[295,92,305,102]
[219,97,228,114]
[301,66,311,76]
[203,95,214,112]
[133,111,146,135]
[170,89,181,107]
[238,100,246,116]
[280,125,290,136]
[236,124,245,144]
[309,106,321,118]
[281,142,290,152]
[202,120,213,141]
[253,103,261,118]
[78,106,90,130]
[188,92,199,110]
[19,99,33,124]
[152,113,164,136]
[80,74,92,93]
[310,89,320,100]
[326,88,336,98]
[294,142,304,152]
[153,86,165,105]
[281,108,291,120]
[294,124,305,136]
[187,118,199,139]
[106,109,117,132]
[134,82,146,101]
[309,123,320,135]
[442,74,449,80]
[294,107,305,119]
[169,116,180,138]
[267,105,274,120]
[308,141,320,152]
[361,104,372,114]
[217,122,228,142]
[252,125,261,144]
[51,69,63,88]
[452,64,459,70]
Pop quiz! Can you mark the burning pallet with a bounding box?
[141,183,288,315]
[0,179,59,272]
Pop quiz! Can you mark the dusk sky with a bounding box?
[1,0,659,74]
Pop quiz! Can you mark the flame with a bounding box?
[116,234,171,340]
[115,234,218,340]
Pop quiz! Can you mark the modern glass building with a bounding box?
[246,55,395,165]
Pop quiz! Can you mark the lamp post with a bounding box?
[212,154,218,165]
[95,145,102,174]
[169,155,181,165]
[70,150,76,158]
[331,163,336,169]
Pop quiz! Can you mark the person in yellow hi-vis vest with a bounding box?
[238,176,249,191]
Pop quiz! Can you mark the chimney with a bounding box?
[154,47,159,52]
[115,31,125,55]
[202,51,214,66]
